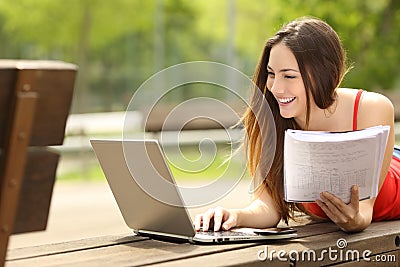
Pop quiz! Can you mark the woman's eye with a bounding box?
[267,72,275,77]
[285,75,296,79]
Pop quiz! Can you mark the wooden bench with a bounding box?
[143,100,246,148]
[143,100,245,133]
[0,60,77,267]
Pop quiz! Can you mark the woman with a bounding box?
[195,17,400,233]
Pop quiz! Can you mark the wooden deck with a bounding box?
[6,220,400,266]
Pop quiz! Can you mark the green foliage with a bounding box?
[0,0,399,113]
[58,160,106,181]
[58,145,247,182]
[167,145,247,183]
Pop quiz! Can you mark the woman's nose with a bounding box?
[270,78,284,94]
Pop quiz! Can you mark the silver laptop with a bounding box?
[90,139,297,244]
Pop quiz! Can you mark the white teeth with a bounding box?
[278,97,296,104]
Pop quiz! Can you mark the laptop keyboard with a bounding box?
[198,230,257,237]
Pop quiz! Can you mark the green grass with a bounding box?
[167,148,248,183]
[57,145,248,182]
[58,164,106,182]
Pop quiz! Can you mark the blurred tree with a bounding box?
[0,0,399,113]
[250,0,400,90]
[0,0,156,112]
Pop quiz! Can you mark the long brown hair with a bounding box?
[244,17,349,223]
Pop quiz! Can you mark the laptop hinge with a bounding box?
[137,229,192,242]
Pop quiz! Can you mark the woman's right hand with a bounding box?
[194,206,239,232]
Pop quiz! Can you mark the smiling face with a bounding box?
[266,43,309,122]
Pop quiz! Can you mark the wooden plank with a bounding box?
[28,69,76,146]
[6,234,146,261]
[0,92,38,266]
[144,102,245,132]
[0,61,77,147]
[7,220,398,266]
[5,221,340,266]
[149,221,400,267]
[6,238,258,267]
[12,149,59,234]
[0,69,17,146]
[0,60,76,71]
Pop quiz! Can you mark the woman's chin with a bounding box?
[279,111,293,119]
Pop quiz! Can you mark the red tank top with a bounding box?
[302,90,400,221]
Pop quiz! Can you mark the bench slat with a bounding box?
[12,149,59,234]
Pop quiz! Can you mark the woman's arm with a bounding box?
[195,186,281,231]
[236,186,281,228]
[317,92,395,232]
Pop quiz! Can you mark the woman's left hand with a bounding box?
[316,185,371,232]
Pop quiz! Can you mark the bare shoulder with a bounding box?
[338,88,393,107]
[359,91,394,127]
[361,91,394,113]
